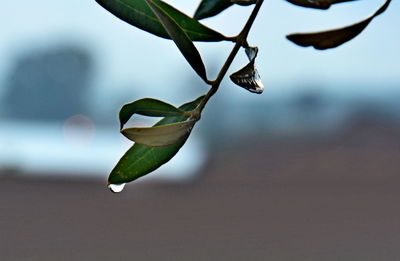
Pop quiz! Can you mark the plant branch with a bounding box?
[193,0,264,119]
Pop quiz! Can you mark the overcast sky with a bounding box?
[1,0,399,102]
[0,0,399,178]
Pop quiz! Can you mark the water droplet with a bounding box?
[245,46,258,61]
[230,61,264,94]
[108,183,126,193]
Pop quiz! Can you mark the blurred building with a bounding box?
[2,46,92,121]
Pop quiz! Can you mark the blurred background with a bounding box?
[1,1,400,260]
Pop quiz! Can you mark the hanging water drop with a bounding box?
[108,183,126,193]
[245,46,258,61]
[230,46,264,94]
[230,60,264,94]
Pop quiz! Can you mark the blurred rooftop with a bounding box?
[2,120,400,261]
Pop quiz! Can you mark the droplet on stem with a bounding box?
[230,46,264,94]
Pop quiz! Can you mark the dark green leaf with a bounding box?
[108,95,204,184]
[144,0,208,81]
[287,0,391,50]
[95,0,226,41]
[194,0,233,20]
[286,0,358,10]
[119,98,184,130]
[231,0,257,6]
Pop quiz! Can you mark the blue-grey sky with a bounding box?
[0,0,399,102]
[0,0,399,179]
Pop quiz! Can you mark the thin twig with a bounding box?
[194,0,264,118]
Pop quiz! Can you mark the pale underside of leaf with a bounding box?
[108,95,204,184]
[144,0,208,81]
[286,0,391,50]
[121,119,196,147]
[119,98,184,129]
[286,0,358,10]
[95,0,226,41]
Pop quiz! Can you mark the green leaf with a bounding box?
[286,0,358,10]
[108,95,204,184]
[121,119,196,147]
[194,0,233,20]
[144,0,208,81]
[119,98,184,130]
[287,0,391,50]
[95,0,226,42]
[231,0,257,6]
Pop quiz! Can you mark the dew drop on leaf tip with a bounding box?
[108,183,126,193]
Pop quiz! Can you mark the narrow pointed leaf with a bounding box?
[121,119,196,147]
[231,0,257,6]
[144,0,208,81]
[108,95,204,184]
[119,98,184,130]
[287,0,391,50]
[194,0,233,20]
[95,0,226,42]
[286,0,358,10]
